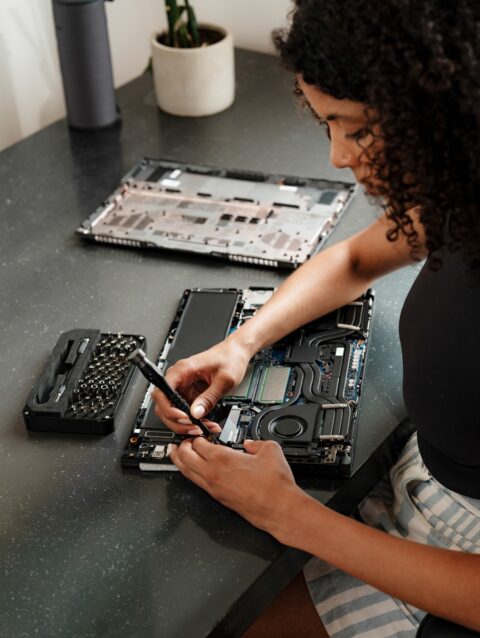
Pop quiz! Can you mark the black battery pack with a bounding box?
[24,329,145,434]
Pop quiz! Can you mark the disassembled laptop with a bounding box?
[122,287,373,477]
[78,158,355,269]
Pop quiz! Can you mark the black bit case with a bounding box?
[24,329,145,434]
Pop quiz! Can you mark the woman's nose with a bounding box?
[330,140,356,170]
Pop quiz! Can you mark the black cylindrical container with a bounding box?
[52,0,119,130]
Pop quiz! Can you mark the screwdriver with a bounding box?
[127,348,220,444]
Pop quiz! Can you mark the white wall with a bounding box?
[0,0,292,152]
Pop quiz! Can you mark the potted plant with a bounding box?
[151,0,235,117]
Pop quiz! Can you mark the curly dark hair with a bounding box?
[273,0,480,270]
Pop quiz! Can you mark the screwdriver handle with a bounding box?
[169,391,192,415]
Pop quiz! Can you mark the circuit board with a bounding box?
[77,158,355,270]
[122,288,374,477]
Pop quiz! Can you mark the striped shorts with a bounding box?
[304,433,480,638]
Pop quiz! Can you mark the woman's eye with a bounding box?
[346,128,368,141]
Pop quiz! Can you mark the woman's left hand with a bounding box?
[169,437,304,539]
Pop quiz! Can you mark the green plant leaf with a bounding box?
[164,0,178,46]
[176,23,190,48]
[185,0,199,47]
[164,0,198,48]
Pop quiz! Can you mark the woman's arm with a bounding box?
[153,211,426,427]
[170,437,480,633]
[227,210,425,358]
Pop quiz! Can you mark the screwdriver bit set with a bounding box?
[24,329,145,434]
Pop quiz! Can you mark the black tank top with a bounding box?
[399,250,480,498]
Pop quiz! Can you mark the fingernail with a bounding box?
[187,428,202,436]
[178,418,192,425]
[191,404,205,418]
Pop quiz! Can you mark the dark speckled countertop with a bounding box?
[0,50,420,638]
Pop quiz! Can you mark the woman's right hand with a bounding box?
[151,338,252,436]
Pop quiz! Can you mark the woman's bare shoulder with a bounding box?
[346,207,427,281]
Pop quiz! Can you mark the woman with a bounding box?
[152,1,480,636]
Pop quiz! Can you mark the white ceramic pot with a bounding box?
[151,24,235,117]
